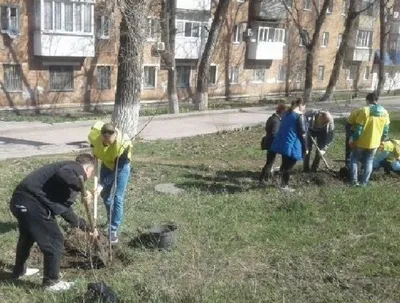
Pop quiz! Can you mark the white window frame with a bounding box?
[252,69,266,83]
[304,0,312,11]
[337,33,343,48]
[356,30,372,48]
[321,32,329,47]
[326,0,332,14]
[40,0,94,35]
[347,65,358,80]
[257,27,285,43]
[49,65,74,91]
[176,65,191,88]
[233,24,243,43]
[364,66,371,80]
[0,5,19,35]
[3,63,22,92]
[229,66,239,84]
[96,65,111,90]
[277,66,286,82]
[142,65,157,89]
[209,64,217,86]
[318,65,325,81]
[146,17,159,41]
[96,15,109,39]
[176,20,203,38]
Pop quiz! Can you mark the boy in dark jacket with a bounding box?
[259,103,286,184]
[9,153,97,292]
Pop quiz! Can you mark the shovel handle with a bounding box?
[310,135,331,170]
[78,175,95,232]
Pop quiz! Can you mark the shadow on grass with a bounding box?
[0,261,39,289]
[179,170,260,194]
[0,221,17,234]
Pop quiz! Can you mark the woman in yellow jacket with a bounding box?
[88,121,133,244]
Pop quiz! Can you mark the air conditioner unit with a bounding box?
[243,28,253,37]
[156,42,165,51]
[394,11,399,19]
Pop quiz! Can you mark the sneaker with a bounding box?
[280,186,295,192]
[351,182,360,187]
[45,281,75,292]
[23,268,40,277]
[110,231,118,244]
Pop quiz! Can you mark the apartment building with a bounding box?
[0,0,393,108]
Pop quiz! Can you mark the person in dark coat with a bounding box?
[259,103,286,184]
[9,153,97,292]
[303,109,335,172]
[270,98,308,192]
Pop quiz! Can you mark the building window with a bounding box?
[42,0,93,33]
[347,65,357,80]
[361,0,374,16]
[230,66,239,84]
[176,20,201,38]
[253,69,266,82]
[0,6,19,35]
[326,0,333,14]
[321,32,329,47]
[143,66,156,89]
[3,64,22,92]
[146,18,159,40]
[318,65,325,81]
[96,16,109,39]
[209,65,217,85]
[299,29,308,46]
[176,65,191,88]
[232,24,243,43]
[304,0,312,10]
[258,27,285,43]
[278,66,286,82]
[337,33,343,48]
[97,66,111,90]
[342,0,349,14]
[356,30,372,48]
[49,66,74,91]
[364,66,370,80]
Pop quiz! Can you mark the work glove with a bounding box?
[94,184,104,197]
[348,138,355,150]
[84,190,93,205]
[319,150,326,156]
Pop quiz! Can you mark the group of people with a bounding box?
[9,121,132,291]
[259,92,393,190]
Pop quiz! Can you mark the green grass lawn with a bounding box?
[1,119,400,302]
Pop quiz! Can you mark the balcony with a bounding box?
[248,41,284,60]
[34,31,95,57]
[346,48,372,62]
[250,0,287,20]
[175,37,204,59]
[33,0,95,57]
[176,0,211,11]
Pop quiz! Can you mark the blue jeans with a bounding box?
[100,161,131,232]
[350,147,377,185]
[373,151,390,170]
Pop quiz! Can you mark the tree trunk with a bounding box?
[113,0,149,139]
[377,0,387,97]
[301,0,331,103]
[196,0,231,111]
[163,0,179,114]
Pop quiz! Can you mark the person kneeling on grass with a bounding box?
[88,122,133,245]
[373,139,400,174]
[9,153,97,292]
[270,98,308,192]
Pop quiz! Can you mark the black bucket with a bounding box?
[149,223,178,251]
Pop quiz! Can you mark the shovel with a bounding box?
[78,175,109,267]
[309,136,337,176]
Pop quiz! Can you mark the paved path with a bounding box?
[0,96,398,160]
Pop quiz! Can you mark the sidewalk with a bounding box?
[0,97,394,160]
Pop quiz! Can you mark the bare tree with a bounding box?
[377,0,392,96]
[320,0,378,101]
[113,0,151,138]
[281,0,331,103]
[161,0,180,114]
[196,0,231,111]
